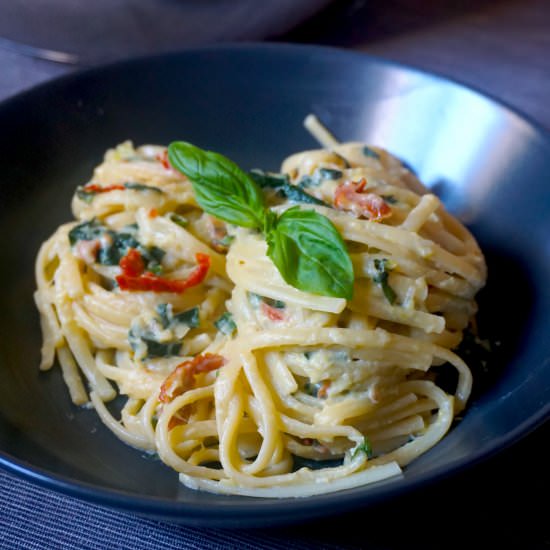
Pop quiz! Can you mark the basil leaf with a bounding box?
[266,208,354,299]
[168,142,266,229]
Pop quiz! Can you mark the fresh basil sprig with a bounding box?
[168,141,354,299]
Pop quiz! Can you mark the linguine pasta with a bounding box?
[34,117,486,497]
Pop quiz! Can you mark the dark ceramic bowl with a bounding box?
[0,44,548,527]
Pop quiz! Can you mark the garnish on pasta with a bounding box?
[34,116,486,497]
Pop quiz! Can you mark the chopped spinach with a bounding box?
[123,182,163,193]
[296,175,317,189]
[69,219,165,272]
[283,184,328,206]
[352,437,374,459]
[248,292,263,308]
[75,187,96,204]
[170,213,189,228]
[372,258,397,305]
[265,297,285,309]
[399,158,418,175]
[297,168,342,189]
[333,152,351,168]
[332,349,350,363]
[129,305,199,359]
[249,169,328,206]
[141,337,181,358]
[156,303,200,330]
[248,292,286,309]
[156,303,172,328]
[96,230,139,265]
[68,219,104,245]
[318,167,343,181]
[214,312,237,335]
[248,292,285,310]
[249,169,287,189]
[363,146,380,159]
[381,194,398,204]
[172,307,200,328]
[212,234,235,250]
[303,381,321,397]
[74,182,163,204]
[128,324,182,358]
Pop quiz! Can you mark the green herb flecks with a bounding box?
[168,142,354,299]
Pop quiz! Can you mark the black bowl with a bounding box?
[0,44,548,527]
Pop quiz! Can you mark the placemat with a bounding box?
[0,470,352,550]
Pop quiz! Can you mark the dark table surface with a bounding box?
[1,1,549,548]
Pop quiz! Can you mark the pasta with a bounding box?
[34,117,486,497]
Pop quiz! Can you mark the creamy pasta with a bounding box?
[34,117,486,497]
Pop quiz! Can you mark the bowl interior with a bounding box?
[0,45,548,526]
